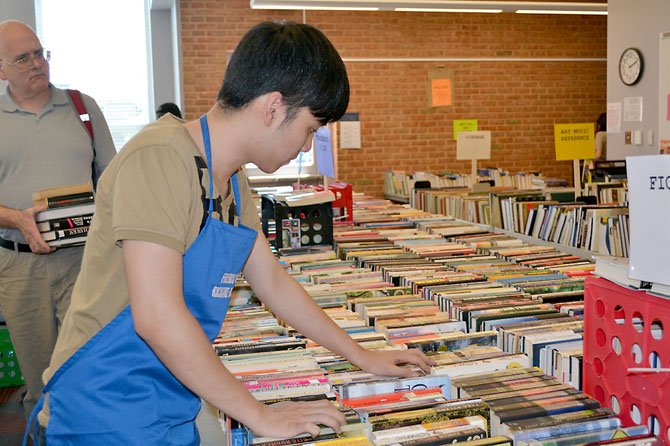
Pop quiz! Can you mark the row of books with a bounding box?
[32,182,95,248]
[383,170,540,204]
[212,199,660,445]
[409,187,630,257]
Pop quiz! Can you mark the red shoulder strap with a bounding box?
[66,89,94,142]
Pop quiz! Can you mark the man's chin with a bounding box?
[257,159,291,174]
[257,164,282,174]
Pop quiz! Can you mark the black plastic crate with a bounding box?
[261,195,333,249]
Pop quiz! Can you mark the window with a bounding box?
[245,148,318,181]
[36,0,151,150]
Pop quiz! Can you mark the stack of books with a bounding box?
[33,182,95,248]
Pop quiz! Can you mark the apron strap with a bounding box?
[23,394,45,446]
[199,115,215,214]
[231,172,242,217]
[199,114,243,218]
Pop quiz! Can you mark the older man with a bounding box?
[0,20,116,418]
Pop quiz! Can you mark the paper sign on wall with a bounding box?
[456,131,491,160]
[623,96,643,122]
[431,79,452,107]
[453,119,478,140]
[427,69,454,108]
[314,127,335,178]
[554,123,595,160]
[339,112,361,149]
[607,102,622,133]
[626,155,670,286]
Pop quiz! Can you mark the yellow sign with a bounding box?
[431,78,452,107]
[554,123,595,160]
[453,119,478,140]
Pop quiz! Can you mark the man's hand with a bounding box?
[246,400,346,439]
[16,206,53,254]
[352,348,436,377]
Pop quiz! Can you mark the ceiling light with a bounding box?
[516,9,607,15]
[250,0,607,15]
[256,3,379,9]
[395,7,502,12]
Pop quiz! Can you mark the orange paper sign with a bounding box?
[431,78,452,107]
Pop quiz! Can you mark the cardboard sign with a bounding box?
[456,131,491,160]
[554,123,595,160]
[626,155,670,286]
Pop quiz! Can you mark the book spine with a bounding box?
[42,226,90,242]
[46,192,95,209]
[37,214,93,232]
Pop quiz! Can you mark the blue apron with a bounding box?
[25,115,258,445]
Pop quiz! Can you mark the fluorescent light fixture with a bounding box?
[516,9,607,15]
[395,7,502,12]
[258,3,379,8]
[250,0,607,15]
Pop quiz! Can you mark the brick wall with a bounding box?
[180,0,607,197]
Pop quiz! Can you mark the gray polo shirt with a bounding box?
[0,84,116,243]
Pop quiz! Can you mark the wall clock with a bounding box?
[619,47,644,86]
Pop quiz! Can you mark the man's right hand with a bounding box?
[246,399,346,440]
[18,206,54,254]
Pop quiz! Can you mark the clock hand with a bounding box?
[628,61,638,68]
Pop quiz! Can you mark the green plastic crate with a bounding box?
[0,326,24,387]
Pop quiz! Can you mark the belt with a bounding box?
[0,238,32,253]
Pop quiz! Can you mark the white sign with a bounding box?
[456,131,491,160]
[314,127,334,178]
[339,112,361,149]
[607,102,622,133]
[626,155,670,286]
[623,96,643,122]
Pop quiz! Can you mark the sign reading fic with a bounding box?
[626,155,670,286]
[554,123,595,160]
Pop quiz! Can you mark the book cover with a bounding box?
[43,191,95,209]
[35,203,96,223]
[31,182,93,205]
[41,226,90,242]
[46,235,88,248]
[36,213,93,232]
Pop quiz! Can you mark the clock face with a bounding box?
[619,48,643,86]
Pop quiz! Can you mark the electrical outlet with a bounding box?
[647,130,654,146]
[625,131,632,144]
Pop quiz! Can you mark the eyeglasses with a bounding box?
[0,48,50,71]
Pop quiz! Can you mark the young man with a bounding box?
[34,21,433,444]
[0,20,115,420]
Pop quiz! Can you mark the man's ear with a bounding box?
[263,91,283,126]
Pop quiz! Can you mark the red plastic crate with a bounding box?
[584,276,670,442]
[293,181,353,222]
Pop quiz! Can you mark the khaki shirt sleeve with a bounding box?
[111,145,197,254]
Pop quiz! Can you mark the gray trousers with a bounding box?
[0,245,83,420]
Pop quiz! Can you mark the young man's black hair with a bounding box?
[217,21,349,126]
[156,102,182,119]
